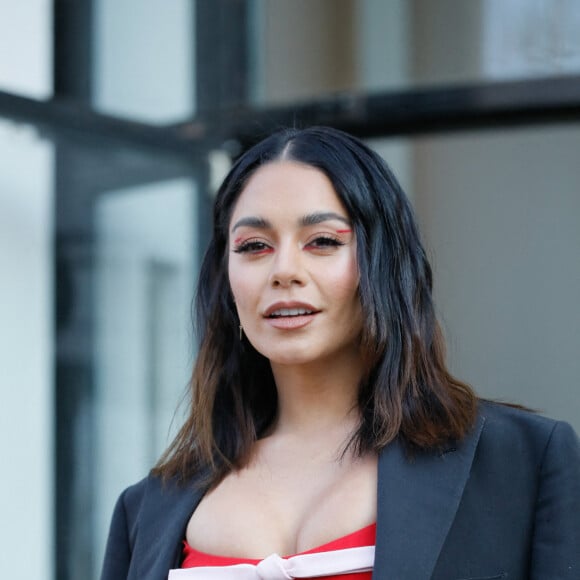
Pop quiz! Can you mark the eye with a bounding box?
[232,239,273,254]
[305,235,345,250]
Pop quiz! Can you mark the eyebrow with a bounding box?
[300,212,351,227]
[231,211,350,232]
[231,216,270,232]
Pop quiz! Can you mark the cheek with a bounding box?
[325,255,360,299]
[228,264,255,310]
[228,261,240,298]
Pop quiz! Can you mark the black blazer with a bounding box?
[100,402,580,580]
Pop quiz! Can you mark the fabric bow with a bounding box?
[168,545,375,579]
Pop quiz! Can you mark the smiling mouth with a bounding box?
[267,308,317,318]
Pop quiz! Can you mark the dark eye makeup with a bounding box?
[232,234,346,255]
[232,239,272,254]
[304,235,345,249]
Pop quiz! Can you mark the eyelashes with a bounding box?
[232,235,345,255]
[306,235,345,249]
[233,239,272,255]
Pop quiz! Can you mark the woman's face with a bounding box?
[228,160,363,368]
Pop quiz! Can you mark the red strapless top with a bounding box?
[181,523,376,579]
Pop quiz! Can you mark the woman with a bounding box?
[101,127,580,580]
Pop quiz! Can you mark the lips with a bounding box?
[264,302,320,318]
[268,307,315,318]
[263,302,320,330]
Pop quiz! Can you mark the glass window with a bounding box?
[0,1,52,98]
[48,126,208,579]
[0,117,54,579]
[250,0,580,107]
[93,178,198,575]
[92,0,195,123]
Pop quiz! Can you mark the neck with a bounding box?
[269,351,364,439]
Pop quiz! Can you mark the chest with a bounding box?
[185,454,378,559]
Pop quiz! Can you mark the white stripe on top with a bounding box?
[168,545,375,580]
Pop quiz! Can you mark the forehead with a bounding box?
[230,161,347,224]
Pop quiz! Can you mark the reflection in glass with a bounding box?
[94,179,197,576]
[250,0,580,106]
[0,118,54,579]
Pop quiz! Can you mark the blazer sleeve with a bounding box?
[100,480,147,580]
[531,420,580,579]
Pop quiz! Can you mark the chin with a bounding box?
[254,343,321,367]
[263,351,315,367]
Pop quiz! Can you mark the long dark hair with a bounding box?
[154,126,477,485]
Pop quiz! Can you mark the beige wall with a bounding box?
[414,126,580,430]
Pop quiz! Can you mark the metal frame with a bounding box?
[2,75,580,160]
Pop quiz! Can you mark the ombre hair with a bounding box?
[154,126,477,485]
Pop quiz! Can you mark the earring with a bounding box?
[239,325,243,340]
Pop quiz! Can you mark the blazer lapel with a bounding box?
[372,413,485,580]
[131,475,208,580]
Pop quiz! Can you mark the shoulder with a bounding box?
[111,472,204,543]
[479,399,558,434]
[117,476,148,515]
[476,400,580,469]
[102,473,205,580]
[108,475,156,548]
[476,403,580,574]
[479,399,576,437]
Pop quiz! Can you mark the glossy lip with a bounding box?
[263,301,320,318]
[263,301,321,330]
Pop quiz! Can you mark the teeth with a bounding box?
[269,308,314,317]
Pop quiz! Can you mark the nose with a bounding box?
[269,242,305,288]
